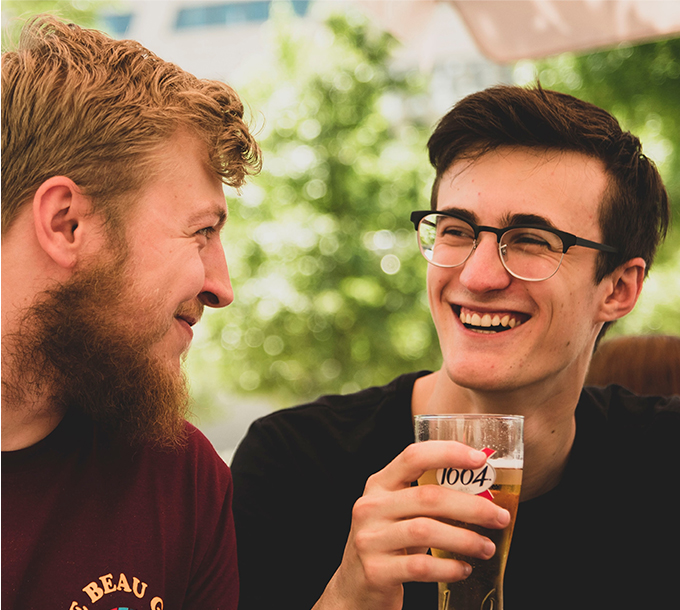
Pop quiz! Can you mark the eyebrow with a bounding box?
[500,212,557,230]
[189,204,228,229]
[439,206,558,230]
[439,206,478,224]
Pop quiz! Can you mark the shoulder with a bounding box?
[245,371,428,439]
[232,371,430,471]
[581,384,680,421]
[181,420,228,464]
[129,420,223,461]
[119,421,232,494]
[580,384,680,460]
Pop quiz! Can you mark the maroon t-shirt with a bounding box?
[2,412,238,610]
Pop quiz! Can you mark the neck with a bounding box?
[1,337,64,451]
[413,369,580,501]
[1,398,65,451]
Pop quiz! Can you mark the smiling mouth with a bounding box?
[176,315,197,327]
[456,306,528,334]
[174,301,204,330]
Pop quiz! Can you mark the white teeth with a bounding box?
[459,309,523,331]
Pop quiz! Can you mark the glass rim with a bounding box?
[414,414,524,422]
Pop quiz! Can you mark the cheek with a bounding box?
[178,253,208,294]
[427,267,450,296]
[142,249,206,303]
[551,293,594,352]
[426,271,444,314]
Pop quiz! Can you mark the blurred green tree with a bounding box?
[6,1,677,416]
[186,7,441,410]
[1,0,104,51]
[521,38,680,337]
[191,17,680,414]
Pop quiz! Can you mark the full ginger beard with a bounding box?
[3,249,191,449]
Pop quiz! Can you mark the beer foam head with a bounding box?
[488,457,524,469]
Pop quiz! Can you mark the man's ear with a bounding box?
[598,257,646,323]
[32,176,96,269]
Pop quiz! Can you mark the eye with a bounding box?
[442,226,472,238]
[515,233,549,246]
[438,218,474,241]
[196,226,217,239]
[504,229,562,253]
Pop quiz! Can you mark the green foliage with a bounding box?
[521,38,680,337]
[9,2,675,414]
[186,9,440,410]
[1,0,105,51]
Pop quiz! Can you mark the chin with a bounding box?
[446,363,521,393]
[169,352,187,375]
[149,350,183,378]
[151,339,189,373]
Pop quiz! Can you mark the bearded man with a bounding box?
[2,15,261,609]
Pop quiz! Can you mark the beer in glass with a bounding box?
[414,414,524,610]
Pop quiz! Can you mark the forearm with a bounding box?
[311,563,403,610]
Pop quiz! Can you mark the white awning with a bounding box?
[352,0,680,64]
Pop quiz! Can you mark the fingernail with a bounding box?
[483,540,496,558]
[497,508,511,526]
[462,563,472,577]
[469,449,486,461]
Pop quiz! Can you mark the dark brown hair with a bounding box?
[2,15,262,235]
[427,84,670,283]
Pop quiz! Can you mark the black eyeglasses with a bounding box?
[410,210,618,282]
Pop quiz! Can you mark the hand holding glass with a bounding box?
[414,414,524,610]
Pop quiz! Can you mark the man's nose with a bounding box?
[458,233,512,292]
[199,241,234,308]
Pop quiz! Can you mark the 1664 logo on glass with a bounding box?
[437,447,496,500]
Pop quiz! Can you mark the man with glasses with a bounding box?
[231,85,679,609]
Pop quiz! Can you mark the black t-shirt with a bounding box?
[2,412,239,610]
[231,371,680,609]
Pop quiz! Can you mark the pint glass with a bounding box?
[414,414,524,610]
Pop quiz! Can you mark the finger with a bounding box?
[360,549,473,588]
[365,441,488,493]
[365,517,498,562]
[353,484,510,531]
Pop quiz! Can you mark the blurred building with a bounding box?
[101,0,512,118]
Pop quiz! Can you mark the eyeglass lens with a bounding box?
[417,213,566,281]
